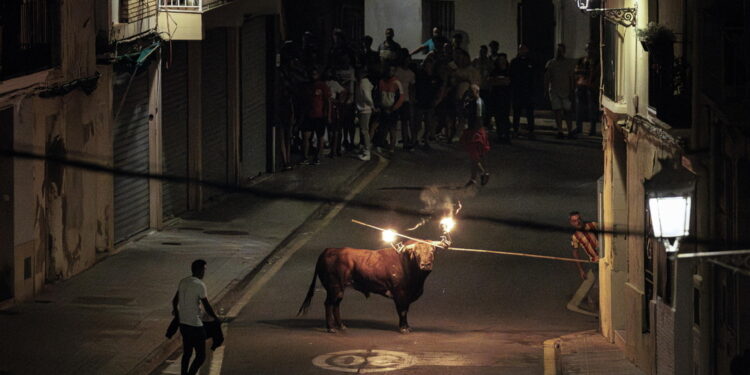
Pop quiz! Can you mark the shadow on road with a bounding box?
[256,318,461,334]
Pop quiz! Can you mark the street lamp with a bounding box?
[645,163,695,253]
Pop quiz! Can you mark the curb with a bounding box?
[129,156,389,375]
[544,338,562,375]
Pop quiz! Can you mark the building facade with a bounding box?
[1,0,113,304]
[365,0,592,66]
[0,0,281,306]
[597,0,749,373]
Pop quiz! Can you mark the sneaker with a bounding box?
[313,158,320,165]
[480,173,490,186]
[358,151,371,161]
[465,179,478,187]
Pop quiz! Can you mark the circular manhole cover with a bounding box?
[312,349,415,373]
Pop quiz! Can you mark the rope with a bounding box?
[351,219,595,264]
[446,247,594,264]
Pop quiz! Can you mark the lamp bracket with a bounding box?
[583,7,638,28]
[662,237,681,253]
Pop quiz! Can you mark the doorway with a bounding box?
[517,0,555,109]
[0,107,14,302]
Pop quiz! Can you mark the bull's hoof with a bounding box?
[399,327,411,334]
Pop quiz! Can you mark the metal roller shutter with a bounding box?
[240,17,267,179]
[161,42,189,219]
[113,69,151,243]
[201,29,229,202]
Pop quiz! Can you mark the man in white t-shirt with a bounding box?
[172,259,219,375]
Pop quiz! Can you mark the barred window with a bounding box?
[430,1,455,39]
[0,0,61,80]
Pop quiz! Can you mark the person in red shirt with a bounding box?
[460,85,490,186]
[302,69,330,165]
[567,211,599,316]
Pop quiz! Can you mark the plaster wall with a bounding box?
[365,0,587,63]
[0,0,114,301]
[623,129,660,374]
[453,0,518,58]
[365,0,424,53]
[556,0,591,58]
[601,118,629,341]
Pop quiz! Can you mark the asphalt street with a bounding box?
[182,134,603,374]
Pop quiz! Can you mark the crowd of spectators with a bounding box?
[276,26,601,169]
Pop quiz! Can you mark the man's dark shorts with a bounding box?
[380,111,399,131]
[301,117,326,137]
[179,324,207,347]
[398,101,412,122]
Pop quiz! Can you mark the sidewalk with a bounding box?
[0,155,385,375]
[551,330,645,375]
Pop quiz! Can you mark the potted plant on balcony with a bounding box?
[637,22,676,55]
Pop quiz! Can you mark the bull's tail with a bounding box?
[297,260,320,317]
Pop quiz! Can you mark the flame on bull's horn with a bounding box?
[440,217,456,233]
[382,229,397,243]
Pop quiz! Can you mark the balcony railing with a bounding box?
[158,0,230,12]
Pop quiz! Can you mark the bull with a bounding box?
[297,241,437,333]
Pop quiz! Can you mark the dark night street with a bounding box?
[2,0,748,374]
[157,134,603,374]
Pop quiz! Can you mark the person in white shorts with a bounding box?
[545,44,576,139]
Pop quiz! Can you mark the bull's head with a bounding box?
[404,243,436,271]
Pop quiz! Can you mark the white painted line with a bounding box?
[208,344,226,375]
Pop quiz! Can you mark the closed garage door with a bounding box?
[162,42,189,219]
[202,29,228,202]
[113,69,151,244]
[240,17,267,179]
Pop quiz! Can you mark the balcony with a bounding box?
[158,0,232,13]
[156,0,277,40]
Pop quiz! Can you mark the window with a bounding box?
[430,1,455,39]
[0,0,61,80]
[120,0,157,24]
[341,5,364,43]
[602,20,618,101]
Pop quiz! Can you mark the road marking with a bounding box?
[204,157,389,375]
[312,350,415,373]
